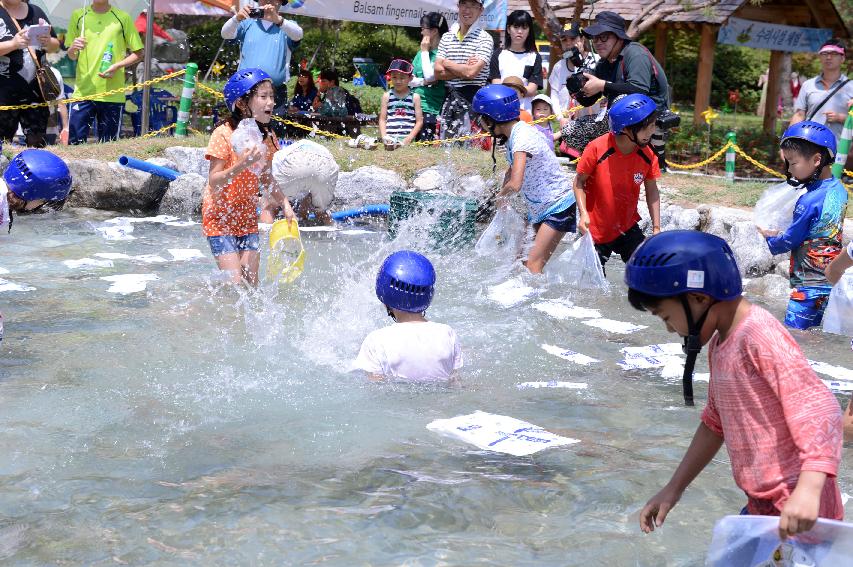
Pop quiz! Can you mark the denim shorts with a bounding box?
[537,204,577,233]
[207,233,260,257]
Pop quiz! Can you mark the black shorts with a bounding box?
[594,223,645,267]
[535,204,576,233]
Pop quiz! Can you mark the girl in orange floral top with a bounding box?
[202,68,294,286]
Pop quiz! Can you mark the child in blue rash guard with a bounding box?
[472,84,576,274]
[758,121,848,330]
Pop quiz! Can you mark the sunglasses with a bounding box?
[387,59,414,75]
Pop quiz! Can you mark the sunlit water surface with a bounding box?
[0,208,851,565]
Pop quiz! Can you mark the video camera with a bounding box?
[564,47,592,95]
[248,0,290,17]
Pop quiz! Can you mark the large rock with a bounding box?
[164,146,209,177]
[729,220,776,276]
[743,274,791,300]
[333,166,406,208]
[659,204,700,232]
[65,159,169,211]
[159,173,206,216]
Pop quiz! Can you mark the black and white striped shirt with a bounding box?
[436,23,494,89]
[385,91,417,140]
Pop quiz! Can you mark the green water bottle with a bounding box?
[99,42,114,74]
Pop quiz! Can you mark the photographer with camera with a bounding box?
[221,0,303,136]
[548,22,599,128]
[571,12,675,169]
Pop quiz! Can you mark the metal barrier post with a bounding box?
[725,132,736,182]
[175,62,199,137]
[832,110,852,181]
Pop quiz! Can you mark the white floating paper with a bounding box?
[0,278,34,292]
[63,258,114,269]
[0,267,8,274]
[541,343,599,365]
[94,252,131,260]
[488,279,541,308]
[582,318,647,334]
[531,300,602,320]
[108,215,178,224]
[340,229,374,235]
[843,493,850,506]
[823,380,853,394]
[617,355,682,370]
[621,343,684,358]
[426,410,580,456]
[694,373,711,383]
[100,273,159,294]
[808,360,853,382]
[517,381,588,390]
[298,226,338,232]
[131,254,168,264]
[167,249,205,261]
[163,220,199,227]
[95,225,135,241]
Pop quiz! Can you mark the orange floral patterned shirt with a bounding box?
[201,123,277,237]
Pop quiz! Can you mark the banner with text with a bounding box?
[281,0,508,30]
[717,17,832,53]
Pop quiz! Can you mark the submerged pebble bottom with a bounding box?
[0,209,851,565]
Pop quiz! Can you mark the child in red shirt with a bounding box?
[625,231,843,541]
[573,94,661,271]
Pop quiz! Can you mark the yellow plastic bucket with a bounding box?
[267,219,305,284]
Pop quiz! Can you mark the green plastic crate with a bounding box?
[388,191,478,250]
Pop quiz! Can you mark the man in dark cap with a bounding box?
[573,11,672,168]
[548,21,600,127]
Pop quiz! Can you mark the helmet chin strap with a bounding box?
[620,129,649,148]
[784,151,830,188]
[679,295,713,406]
[386,306,397,321]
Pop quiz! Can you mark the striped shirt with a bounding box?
[385,90,417,141]
[436,22,493,89]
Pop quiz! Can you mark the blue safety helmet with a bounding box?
[4,149,72,202]
[781,120,836,158]
[609,94,657,134]
[624,230,742,301]
[223,68,271,112]
[472,84,520,123]
[375,250,436,313]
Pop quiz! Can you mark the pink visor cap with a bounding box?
[819,44,845,56]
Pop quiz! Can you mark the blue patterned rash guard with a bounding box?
[765,177,848,288]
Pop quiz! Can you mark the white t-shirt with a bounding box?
[489,49,543,112]
[506,121,575,223]
[548,52,601,120]
[352,321,463,382]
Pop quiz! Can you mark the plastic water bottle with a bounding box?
[99,42,114,74]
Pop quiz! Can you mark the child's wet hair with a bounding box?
[780,137,828,161]
[627,288,665,312]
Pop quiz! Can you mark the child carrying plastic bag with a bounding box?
[546,231,609,291]
[474,206,526,263]
[822,269,853,336]
[231,118,267,176]
[753,182,806,231]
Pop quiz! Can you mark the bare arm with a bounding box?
[825,247,853,284]
[402,94,423,146]
[644,179,661,234]
[639,423,723,533]
[573,172,590,235]
[789,110,805,126]
[101,49,143,78]
[378,92,389,139]
[0,29,28,58]
[498,151,527,197]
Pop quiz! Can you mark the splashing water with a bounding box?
[0,207,851,564]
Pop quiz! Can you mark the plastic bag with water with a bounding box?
[706,515,853,566]
[822,269,853,336]
[753,182,805,231]
[474,207,526,262]
[231,118,267,176]
[546,231,609,291]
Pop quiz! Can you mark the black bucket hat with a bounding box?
[582,11,630,41]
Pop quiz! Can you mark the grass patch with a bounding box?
[2,135,209,163]
[660,173,769,209]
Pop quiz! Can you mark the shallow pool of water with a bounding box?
[0,209,851,565]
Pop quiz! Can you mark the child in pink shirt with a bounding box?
[624,230,843,541]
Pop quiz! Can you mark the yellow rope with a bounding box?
[666,142,733,170]
[0,70,187,111]
[140,123,176,139]
[730,145,786,179]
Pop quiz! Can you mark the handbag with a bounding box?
[9,14,62,102]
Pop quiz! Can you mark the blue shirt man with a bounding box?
[221,0,303,134]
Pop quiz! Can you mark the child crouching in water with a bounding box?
[759,121,848,330]
[202,68,293,286]
[473,84,576,273]
[268,139,339,226]
[352,251,463,382]
[627,231,843,539]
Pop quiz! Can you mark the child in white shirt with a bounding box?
[353,251,463,382]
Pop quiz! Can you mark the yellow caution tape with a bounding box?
[666,142,734,170]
